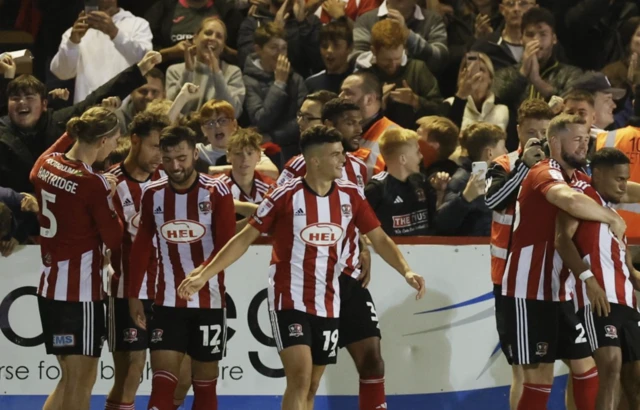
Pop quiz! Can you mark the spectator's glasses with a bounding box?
[297,112,321,123]
[502,0,534,7]
[203,117,232,129]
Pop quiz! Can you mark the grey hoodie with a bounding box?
[243,54,307,162]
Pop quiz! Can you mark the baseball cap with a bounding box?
[571,71,626,100]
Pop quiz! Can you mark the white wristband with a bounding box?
[579,270,594,282]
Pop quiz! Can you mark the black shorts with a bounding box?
[269,309,340,366]
[494,285,509,351]
[38,296,106,358]
[338,275,381,348]
[579,303,640,363]
[107,297,154,353]
[148,305,227,362]
[499,296,592,365]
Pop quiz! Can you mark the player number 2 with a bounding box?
[200,325,222,350]
[40,190,58,238]
[366,302,379,322]
[575,324,587,344]
[322,330,339,352]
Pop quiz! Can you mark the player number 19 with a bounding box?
[322,329,339,352]
[40,190,58,238]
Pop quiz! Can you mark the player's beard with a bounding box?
[167,164,195,184]
[561,149,587,170]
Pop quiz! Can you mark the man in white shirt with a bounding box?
[50,0,153,103]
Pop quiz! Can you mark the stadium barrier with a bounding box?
[0,240,583,409]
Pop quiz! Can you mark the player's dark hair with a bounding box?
[0,202,12,239]
[348,72,382,99]
[300,125,343,154]
[129,111,171,138]
[322,98,361,123]
[320,17,353,48]
[145,68,165,86]
[462,123,506,162]
[159,125,197,150]
[306,90,338,106]
[517,99,554,123]
[7,74,47,100]
[563,89,595,108]
[590,148,630,171]
[521,7,556,34]
[67,107,120,144]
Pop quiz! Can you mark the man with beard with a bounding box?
[128,126,236,410]
[556,148,640,410]
[498,114,638,409]
[340,72,397,160]
[114,68,165,134]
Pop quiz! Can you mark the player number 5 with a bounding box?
[40,190,58,238]
[322,329,339,352]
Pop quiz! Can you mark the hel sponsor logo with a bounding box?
[604,325,618,339]
[199,201,211,213]
[300,223,344,246]
[392,210,428,228]
[160,220,206,244]
[123,328,138,343]
[289,324,303,337]
[256,199,274,218]
[535,342,548,357]
[151,329,163,343]
[131,212,141,229]
[53,334,75,347]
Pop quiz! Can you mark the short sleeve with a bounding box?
[353,191,380,235]
[249,196,279,233]
[530,164,566,196]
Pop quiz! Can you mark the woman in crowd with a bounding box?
[196,99,279,178]
[445,51,508,132]
[165,17,245,117]
[602,16,640,91]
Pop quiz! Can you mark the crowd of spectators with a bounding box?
[1,0,640,254]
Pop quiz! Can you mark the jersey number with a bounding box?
[322,330,339,353]
[200,325,222,353]
[40,190,58,238]
[366,302,379,323]
[575,324,587,344]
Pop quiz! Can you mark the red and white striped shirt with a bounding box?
[249,178,380,317]
[29,134,123,302]
[128,174,235,308]
[277,153,368,189]
[108,164,164,299]
[502,159,590,301]
[217,170,276,204]
[570,182,636,309]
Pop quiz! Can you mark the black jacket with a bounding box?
[0,65,146,193]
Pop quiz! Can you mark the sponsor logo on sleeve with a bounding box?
[160,220,206,244]
[256,200,274,218]
[300,223,344,246]
[549,170,565,182]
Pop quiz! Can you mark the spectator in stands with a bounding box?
[416,115,460,177]
[0,187,39,256]
[356,19,444,130]
[306,0,381,23]
[244,23,308,162]
[198,99,280,178]
[365,127,448,236]
[115,68,165,134]
[0,51,161,194]
[145,0,243,64]
[305,18,355,94]
[353,0,449,73]
[0,54,16,117]
[50,0,153,103]
[492,8,581,119]
[297,91,338,134]
[446,51,509,131]
[237,0,323,77]
[166,17,245,116]
[472,0,538,71]
[571,71,626,134]
[322,97,385,178]
[555,0,638,71]
[602,16,640,91]
[436,122,507,236]
[339,72,397,158]
[562,89,597,134]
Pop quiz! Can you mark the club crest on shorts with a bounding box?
[151,329,163,343]
[535,342,549,357]
[604,325,618,339]
[123,328,138,343]
[341,204,352,217]
[289,324,303,337]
